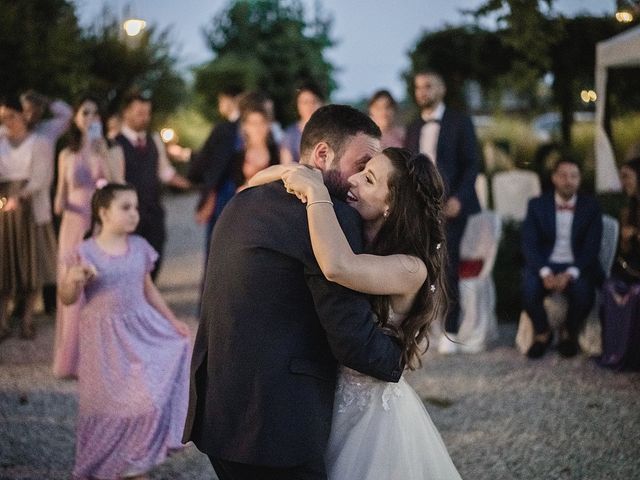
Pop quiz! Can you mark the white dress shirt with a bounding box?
[120,125,176,183]
[419,102,445,164]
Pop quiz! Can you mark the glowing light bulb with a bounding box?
[123,19,146,36]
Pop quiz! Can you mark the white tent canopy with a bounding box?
[594,25,640,192]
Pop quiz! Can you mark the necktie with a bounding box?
[135,135,146,150]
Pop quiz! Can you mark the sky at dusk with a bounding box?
[75,0,615,102]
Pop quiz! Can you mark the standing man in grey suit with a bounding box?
[405,70,481,353]
[183,105,404,480]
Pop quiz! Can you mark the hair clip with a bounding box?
[436,243,441,250]
[95,178,108,189]
[430,284,436,293]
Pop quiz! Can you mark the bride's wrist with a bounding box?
[306,186,330,204]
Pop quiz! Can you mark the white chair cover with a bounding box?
[516,214,620,355]
[492,170,541,222]
[457,211,502,353]
[475,173,489,210]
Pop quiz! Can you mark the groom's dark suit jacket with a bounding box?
[183,182,404,467]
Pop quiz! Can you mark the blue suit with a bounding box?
[406,108,481,333]
[521,192,604,336]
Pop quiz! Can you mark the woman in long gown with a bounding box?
[0,97,55,341]
[251,147,462,479]
[52,96,124,378]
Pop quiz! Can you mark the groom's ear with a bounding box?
[310,141,335,170]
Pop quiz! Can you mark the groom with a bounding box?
[183,105,404,479]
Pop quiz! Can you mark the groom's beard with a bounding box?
[323,169,349,201]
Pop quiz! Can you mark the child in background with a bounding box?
[59,183,190,480]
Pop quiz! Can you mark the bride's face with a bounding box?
[346,153,393,223]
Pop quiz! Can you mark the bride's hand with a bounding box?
[247,165,291,187]
[282,166,326,203]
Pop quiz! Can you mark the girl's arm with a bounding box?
[283,167,427,297]
[53,150,68,216]
[143,274,190,337]
[58,261,95,305]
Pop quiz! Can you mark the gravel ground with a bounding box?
[1,192,639,480]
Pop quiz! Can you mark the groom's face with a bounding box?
[324,132,381,200]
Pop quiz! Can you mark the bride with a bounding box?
[250,147,462,479]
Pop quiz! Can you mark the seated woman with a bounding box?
[599,157,640,371]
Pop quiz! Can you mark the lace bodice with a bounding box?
[335,309,406,413]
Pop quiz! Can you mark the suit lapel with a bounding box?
[436,108,450,163]
[542,193,556,240]
[571,194,585,246]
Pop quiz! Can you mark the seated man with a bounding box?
[521,158,603,359]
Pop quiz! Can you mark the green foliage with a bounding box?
[0,1,185,118]
[193,54,264,122]
[196,0,335,125]
[164,107,212,150]
[405,26,515,111]
[81,8,186,117]
[0,0,85,98]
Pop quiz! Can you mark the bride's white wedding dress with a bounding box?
[326,312,462,480]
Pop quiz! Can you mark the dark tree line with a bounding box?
[407,0,637,146]
[0,0,185,118]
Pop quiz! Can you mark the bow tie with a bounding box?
[556,204,574,212]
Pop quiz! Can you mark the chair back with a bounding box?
[492,170,541,222]
[599,214,619,276]
[475,173,489,210]
[460,210,502,278]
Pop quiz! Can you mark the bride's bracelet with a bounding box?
[306,200,333,210]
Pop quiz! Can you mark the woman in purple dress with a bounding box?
[52,96,124,378]
[59,183,190,479]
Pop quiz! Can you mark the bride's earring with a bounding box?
[383,209,389,219]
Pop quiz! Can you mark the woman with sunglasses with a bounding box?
[52,95,124,378]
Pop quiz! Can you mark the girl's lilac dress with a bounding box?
[53,151,102,377]
[72,235,190,479]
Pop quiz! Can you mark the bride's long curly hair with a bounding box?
[368,147,449,369]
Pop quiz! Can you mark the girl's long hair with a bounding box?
[368,147,449,369]
[83,183,136,239]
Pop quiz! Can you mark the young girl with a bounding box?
[59,183,190,480]
[251,147,462,479]
[53,95,124,378]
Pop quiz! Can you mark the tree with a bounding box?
[0,0,85,98]
[549,16,627,144]
[469,0,630,145]
[0,1,185,120]
[196,0,335,125]
[81,8,186,119]
[406,25,516,111]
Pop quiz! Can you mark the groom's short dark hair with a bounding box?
[300,104,381,162]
